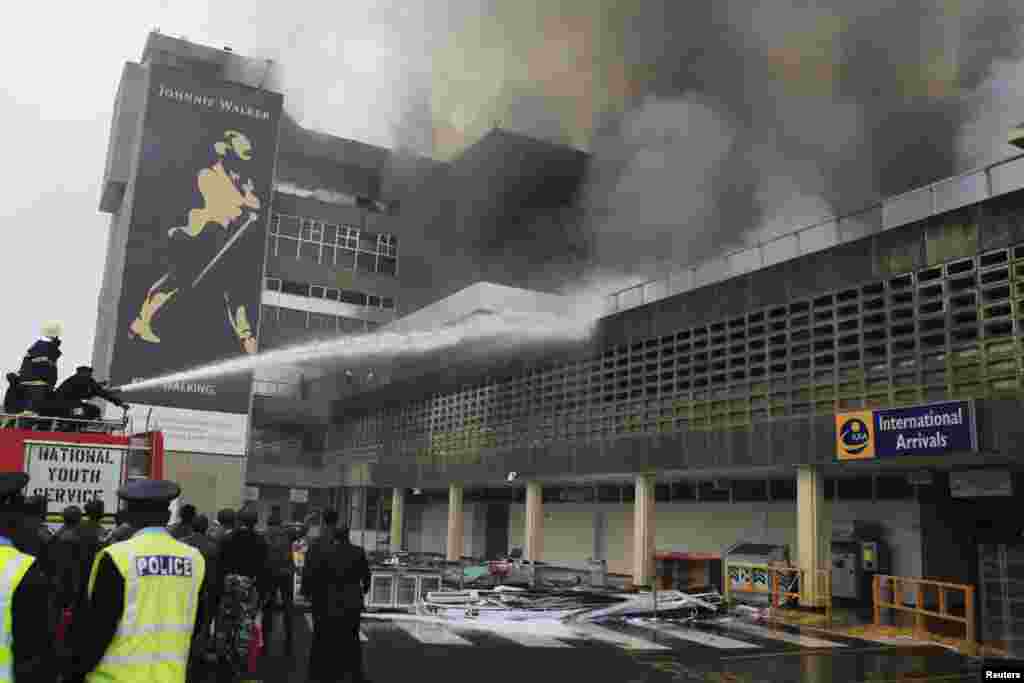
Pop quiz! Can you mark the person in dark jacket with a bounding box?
[3,372,25,420]
[49,506,84,611]
[77,500,106,603]
[0,472,57,681]
[262,509,295,655]
[14,495,52,563]
[48,366,125,426]
[210,508,236,544]
[215,506,269,683]
[183,514,219,680]
[302,509,371,683]
[171,503,197,539]
[103,511,134,547]
[17,321,62,415]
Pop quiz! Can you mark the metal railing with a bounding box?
[0,411,128,434]
[872,574,977,655]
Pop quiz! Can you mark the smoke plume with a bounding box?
[197,1,1024,293]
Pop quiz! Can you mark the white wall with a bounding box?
[508,499,922,581]
[403,502,488,558]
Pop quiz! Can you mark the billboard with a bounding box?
[835,400,977,461]
[108,64,283,433]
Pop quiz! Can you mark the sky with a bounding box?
[3,0,1024,385]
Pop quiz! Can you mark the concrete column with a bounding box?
[446,484,464,562]
[390,488,405,551]
[524,481,543,562]
[633,474,656,588]
[797,466,825,607]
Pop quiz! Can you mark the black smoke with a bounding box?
[388,0,1024,289]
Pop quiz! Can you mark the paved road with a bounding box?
[248,608,981,682]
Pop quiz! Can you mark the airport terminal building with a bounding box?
[96,32,1022,644]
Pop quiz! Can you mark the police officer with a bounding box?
[0,472,57,681]
[64,480,207,683]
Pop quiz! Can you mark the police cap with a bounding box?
[117,479,181,510]
[0,473,28,509]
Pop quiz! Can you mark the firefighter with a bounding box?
[18,321,62,416]
[64,479,207,683]
[49,367,126,427]
[2,373,25,425]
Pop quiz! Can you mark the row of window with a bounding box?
[260,305,383,335]
[271,214,398,255]
[265,277,396,310]
[268,234,398,276]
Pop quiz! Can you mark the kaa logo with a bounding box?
[839,418,870,455]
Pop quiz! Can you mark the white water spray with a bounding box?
[114,288,615,395]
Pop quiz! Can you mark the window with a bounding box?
[300,219,322,241]
[338,317,364,333]
[277,215,301,237]
[281,280,310,297]
[260,305,280,324]
[309,313,335,332]
[310,286,325,299]
[270,214,281,234]
[299,241,321,264]
[340,246,359,268]
[325,288,340,301]
[359,231,378,251]
[265,277,281,291]
[323,223,337,244]
[697,481,729,502]
[769,479,796,500]
[732,479,768,502]
[339,290,367,306]
[273,235,299,259]
[381,297,395,310]
[278,307,307,329]
[339,226,359,249]
[368,295,380,307]
[356,251,376,273]
[378,234,398,257]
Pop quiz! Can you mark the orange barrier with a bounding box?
[769,567,832,622]
[872,574,977,655]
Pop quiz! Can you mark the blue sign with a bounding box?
[871,400,976,458]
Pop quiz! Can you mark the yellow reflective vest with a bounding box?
[0,543,35,683]
[86,528,205,683]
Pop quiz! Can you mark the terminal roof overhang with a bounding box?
[329,282,592,419]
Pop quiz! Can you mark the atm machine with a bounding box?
[832,521,888,604]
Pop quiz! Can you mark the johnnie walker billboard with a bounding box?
[109,64,283,421]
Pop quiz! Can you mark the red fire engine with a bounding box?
[0,412,164,530]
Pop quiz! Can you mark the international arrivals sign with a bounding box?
[835,400,977,461]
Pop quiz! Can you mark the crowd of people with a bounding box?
[0,475,372,683]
